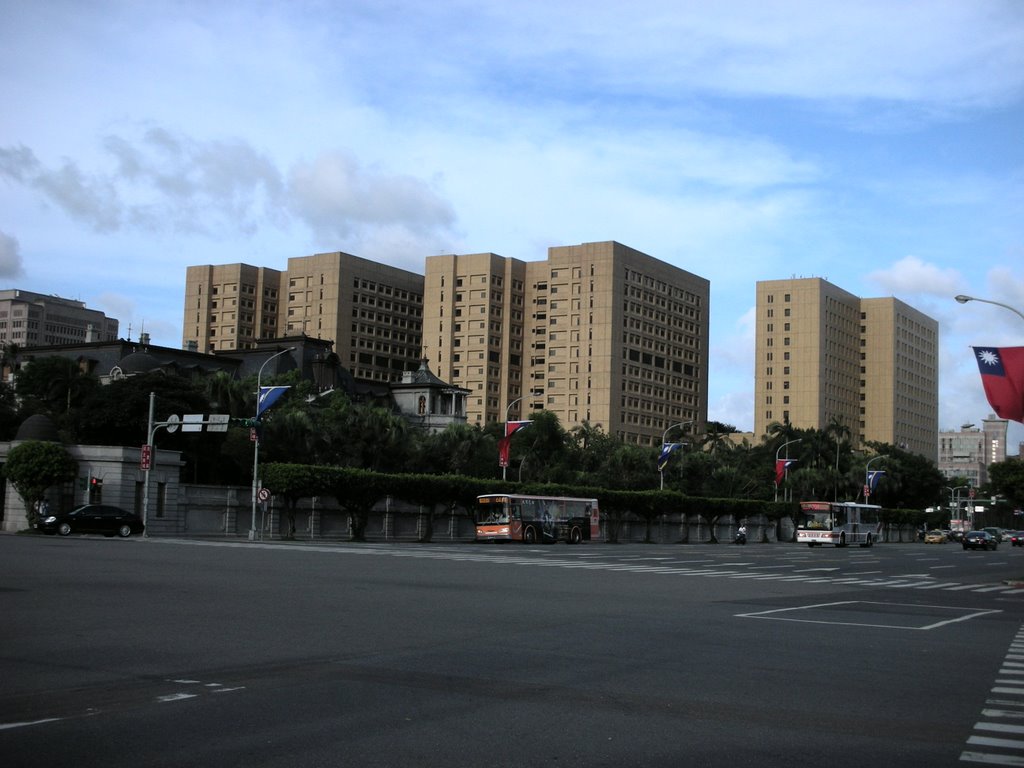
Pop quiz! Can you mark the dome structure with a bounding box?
[14,413,61,442]
[117,350,164,375]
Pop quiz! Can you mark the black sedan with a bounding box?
[962,530,999,551]
[36,504,145,538]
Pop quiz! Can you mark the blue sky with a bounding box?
[2,1,1023,450]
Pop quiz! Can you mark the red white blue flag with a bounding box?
[498,420,532,468]
[972,347,1024,423]
[775,458,796,485]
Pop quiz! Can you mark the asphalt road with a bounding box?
[3,534,1024,767]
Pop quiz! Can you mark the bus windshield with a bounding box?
[477,500,510,524]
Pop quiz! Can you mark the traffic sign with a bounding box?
[140,444,152,470]
[258,487,270,502]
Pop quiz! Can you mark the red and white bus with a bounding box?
[475,494,600,544]
[797,501,881,547]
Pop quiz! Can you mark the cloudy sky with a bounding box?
[2,1,1023,449]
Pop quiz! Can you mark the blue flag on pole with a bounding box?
[657,442,681,472]
[867,470,885,491]
[257,386,290,417]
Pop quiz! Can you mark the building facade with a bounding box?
[423,241,710,446]
[938,415,1009,486]
[183,253,425,383]
[754,278,938,460]
[0,289,118,350]
[183,264,283,352]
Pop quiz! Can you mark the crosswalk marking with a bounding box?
[153,538,1024,596]
[963,627,1024,765]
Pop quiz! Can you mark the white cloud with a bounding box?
[287,150,456,244]
[864,256,964,297]
[0,230,25,278]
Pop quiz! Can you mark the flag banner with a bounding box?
[505,419,532,437]
[257,385,291,417]
[498,420,532,467]
[657,442,681,472]
[867,470,885,491]
[972,347,1024,423]
[775,458,796,485]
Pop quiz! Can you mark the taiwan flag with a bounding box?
[972,347,1024,423]
[775,458,796,485]
[498,420,532,468]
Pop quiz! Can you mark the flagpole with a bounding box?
[250,347,294,541]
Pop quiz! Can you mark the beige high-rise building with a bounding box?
[184,252,424,382]
[423,241,710,445]
[754,278,938,460]
[184,264,283,352]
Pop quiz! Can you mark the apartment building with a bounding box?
[183,253,424,382]
[281,252,424,382]
[183,264,283,352]
[754,278,938,460]
[423,241,710,446]
[938,415,1008,486]
[0,289,118,349]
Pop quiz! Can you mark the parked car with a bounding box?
[35,504,145,538]
[924,530,947,544]
[963,530,999,551]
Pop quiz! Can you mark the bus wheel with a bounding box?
[568,526,582,544]
[839,533,847,547]
[860,534,873,548]
[524,526,537,544]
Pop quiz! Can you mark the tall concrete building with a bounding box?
[423,241,710,445]
[183,263,283,352]
[754,277,938,460]
[0,289,118,348]
[184,252,424,382]
[938,415,1009,486]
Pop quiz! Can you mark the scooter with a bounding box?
[734,529,747,545]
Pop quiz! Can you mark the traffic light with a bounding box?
[90,477,103,489]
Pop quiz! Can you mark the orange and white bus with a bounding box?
[475,494,600,544]
[797,501,881,547]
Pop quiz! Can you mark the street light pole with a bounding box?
[250,347,295,541]
[502,397,522,481]
[774,438,802,502]
[954,295,1024,323]
[659,420,693,490]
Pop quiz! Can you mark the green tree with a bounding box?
[14,356,98,426]
[990,459,1024,508]
[4,440,78,526]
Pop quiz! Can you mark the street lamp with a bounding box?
[250,346,295,541]
[502,397,522,481]
[659,421,693,490]
[954,295,1024,323]
[864,454,887,504]
[774,439,801,502]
